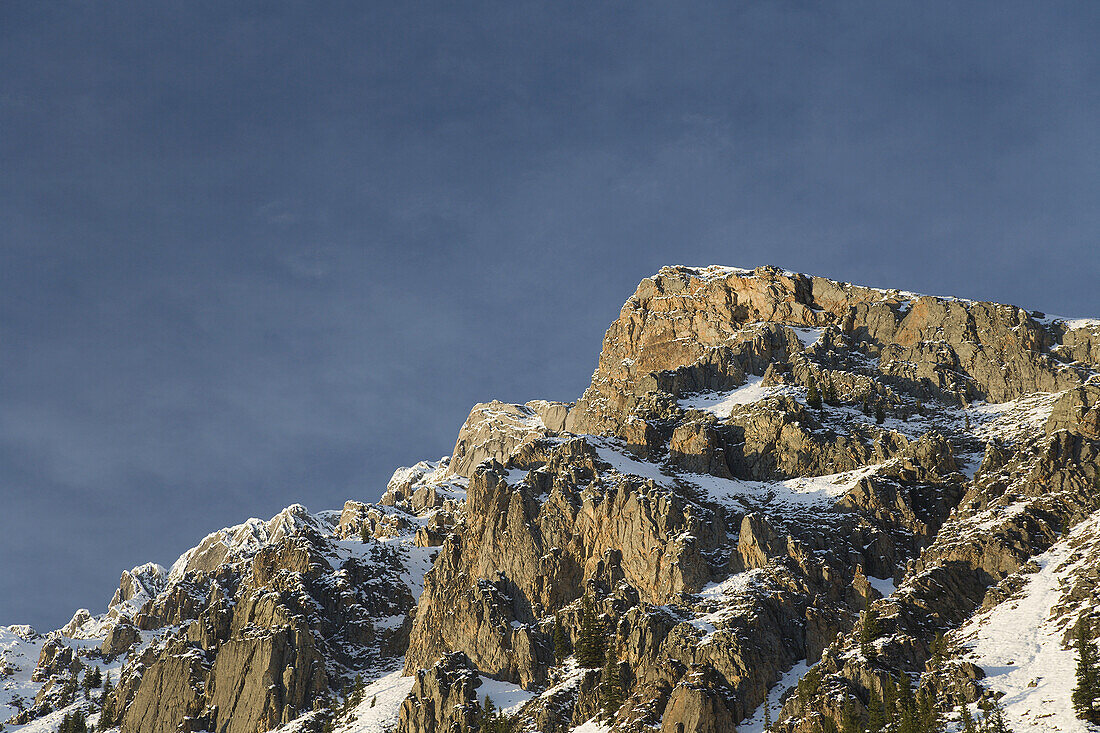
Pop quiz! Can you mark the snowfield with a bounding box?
[955,509,1100,733]
[329,670,415,733]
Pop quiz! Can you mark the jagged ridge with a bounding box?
[3,265,1099,733]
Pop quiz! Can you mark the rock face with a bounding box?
[5,265,1099,733]
[395,267,1099,733]
[566,266,1083,438]
[99,502,424,733]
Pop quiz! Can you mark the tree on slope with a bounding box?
[576,596,606,669]
[859,603,881,660]
[958,704,977,733]
[599,655,625,721]
[839,695,859,733]
[1074,617,1100,723]
[552,615,571,662]
[807,376,822,410]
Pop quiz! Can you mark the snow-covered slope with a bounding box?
[953,510,1100,732]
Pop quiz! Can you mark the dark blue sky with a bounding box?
[2,2,1098,630]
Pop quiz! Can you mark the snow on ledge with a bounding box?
[678,376,769,417]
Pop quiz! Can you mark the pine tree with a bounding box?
[807,376,822,410]
[929,632,947,670]
[896,677,918,733]
[100,671,113,709]
[478,696,514,733]
[576,597,606,669]
[98,694,116,732]
[63,668,78,704]
[866,689,885,733]
[824,380,839,407]
[882,677,899,727]
[350,674,366,709]
[360,522,370,544]
[959,704,977,733]
[83,666,101,698]
[918,688,944,733]
[875,403,885,425]
[599,656,625,721]
[1073,617,1100,723]
[552,615,571,662]
[763,697,772,731]
[859,603,880,660]
[468,696,484,733]
[839,695,859,733]
[986,697,1010,733]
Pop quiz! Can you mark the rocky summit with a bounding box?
[4,265,1100,733]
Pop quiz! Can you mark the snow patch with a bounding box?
[790,327,825,349]
[955,510,1100,733]
[678,377,770,417]
[681,570,769,641]
[331,669,414,733]
[569,717,612,733]
[738,659,811,733]
[475,676,536,715]
[590,438,887,512]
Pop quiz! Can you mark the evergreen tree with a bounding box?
[98,708,114,732]
[976,697,992,732]
[599,656,625,721]
[875,403,885,425]
[866,689,885,733]
[824,380,839,407]
[360,522,370,544]
[552,615,571,662]
[1073,617,1100,723]
[882,677,899,727]
[959,704,977,733]
[929,633,947,670]
[896,677,918,733]
[63,669,78,704]
[477,696,514,733]
[83,666,101,698]
[60,711,88,733]
[796,668,823,714]
[468,696,484,733]
[575,597,606,669]
[985,697,1010,733]
[839,695,859,733]
[763,697,772,731]
[859,603,880,660]
[100,672,113,708]
[918,688,944,733]
[861,398,871,416]
[807,376,822,410]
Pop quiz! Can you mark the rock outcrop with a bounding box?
[6,265,1099,733]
